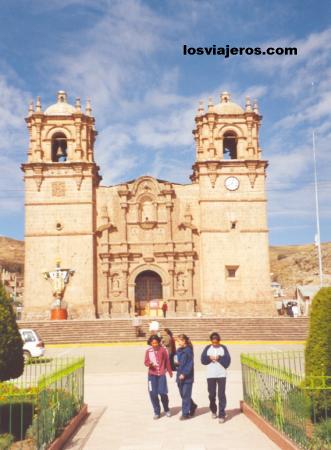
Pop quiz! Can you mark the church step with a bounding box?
[17,318,309,344]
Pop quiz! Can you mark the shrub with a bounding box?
[0,282,24,381]
[25,357,53,365]
[305,287,331,377]
[0,403,34,441]
[305,287,331,419]
[310,419,331,449]
[26,388,80,447]
[0,433,14,449]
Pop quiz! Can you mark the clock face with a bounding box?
[225,176,239,191]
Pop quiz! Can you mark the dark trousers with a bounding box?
[207,377,226,418]
[162,310,167,318]
[148,375,169,415]
[149,391,169,415]
[177,382,196,416]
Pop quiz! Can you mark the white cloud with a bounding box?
[148,151,192,184]
[48,0,176,119]
[0,73,29,213]
[96,125,137,185]
[0,75,29,153]
[0,154,24,213]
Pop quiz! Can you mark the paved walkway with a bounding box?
[46,343,303,450]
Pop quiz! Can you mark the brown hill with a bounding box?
[0,237,330,293]
[0,236,24,274]
[270,242,331,294]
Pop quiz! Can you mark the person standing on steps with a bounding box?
[161,301,168,318]
[132,312,142,337]
[144,334,173,419]
[176,334,197,420]
[201,332,231,424]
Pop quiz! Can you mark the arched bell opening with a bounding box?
[51,132,68,162]
[223,131,238,160]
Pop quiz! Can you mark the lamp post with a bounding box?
[312,131,323,287]
[42,259,75,319]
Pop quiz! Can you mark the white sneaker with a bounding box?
[219,417,225,424]
[211,413,217,419]
[153,414,160,420]
[165,411,171,417]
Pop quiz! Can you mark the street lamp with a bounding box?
[312,131,323,287]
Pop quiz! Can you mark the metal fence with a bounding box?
[241,351,331,449]
[0,357,84,449]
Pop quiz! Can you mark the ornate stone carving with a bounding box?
[245,161,259,188]
[110,273,122,297]
[73,166,84,190]
[52,182,66,197]
[207,161,219,188]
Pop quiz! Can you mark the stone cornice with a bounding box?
[21,161,102,191]
[199,228,268,233]
[25,201,93,206]
[25,232,94,237]
[199,198,266,203]
[99,250,197,260]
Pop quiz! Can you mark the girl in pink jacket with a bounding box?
[144,334,173,419]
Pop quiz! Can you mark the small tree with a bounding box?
[305,287,331,377]
[0,282,24,381]
[305,287,331,419]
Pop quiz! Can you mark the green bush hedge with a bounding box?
[0,433,14,450]
[305,287,331,377]
[0,282,24,381]
[305,287,331,420]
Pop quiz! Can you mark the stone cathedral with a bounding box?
[22,91,274,319]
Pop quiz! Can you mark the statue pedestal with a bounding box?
[50,308,68,320]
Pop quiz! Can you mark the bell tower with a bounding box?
[22,91,101,319]
[192,92,273,316]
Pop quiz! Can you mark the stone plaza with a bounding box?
[45,342,304,449]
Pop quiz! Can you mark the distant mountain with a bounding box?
[0,237,330,292]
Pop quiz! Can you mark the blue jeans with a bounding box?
[148,375,169,415]
[177,381,195,416]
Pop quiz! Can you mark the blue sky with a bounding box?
[0,0,330,245]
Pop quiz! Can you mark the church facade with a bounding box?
[22,91,274,319]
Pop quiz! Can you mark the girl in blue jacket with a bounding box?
[176,334,197,420]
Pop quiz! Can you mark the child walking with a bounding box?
[176,334,197,420]
[200,332,231,423]
[144,334,173,419]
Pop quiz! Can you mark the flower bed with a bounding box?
[0,357,84,448]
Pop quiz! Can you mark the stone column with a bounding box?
[35,121,43,161]
[165,204,172,241]
[187,268,194,298]
[168,268,175,297]
[75,119,83,159]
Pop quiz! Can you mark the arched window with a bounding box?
[223,131,237,160]
[51,132,68,162]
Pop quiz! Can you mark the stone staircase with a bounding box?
[18,317,309,344]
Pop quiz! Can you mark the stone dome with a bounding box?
[213,92,244,115]
[44,91,75,115]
